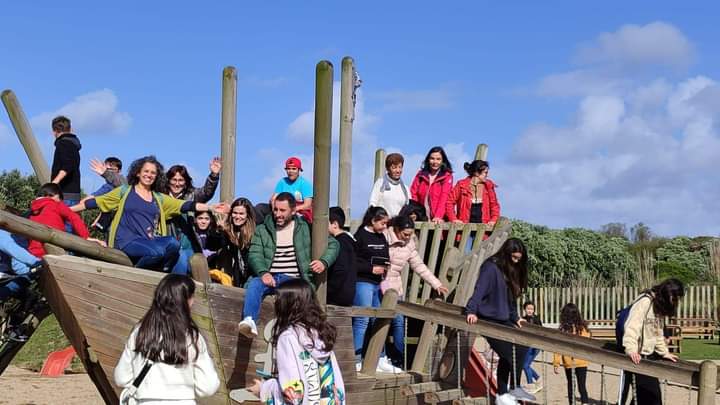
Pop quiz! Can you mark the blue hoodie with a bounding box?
[465,258,519,324]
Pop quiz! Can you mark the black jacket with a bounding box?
[51,133,81,199]
[354,227,389,285]
[327,232,357,306]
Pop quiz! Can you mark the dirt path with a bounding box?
[0,366,102,405]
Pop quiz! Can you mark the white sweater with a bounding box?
[369,177,408,217]
[114,328,221,404]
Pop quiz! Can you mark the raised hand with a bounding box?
[90,159,107,176]
[210,157,222,175]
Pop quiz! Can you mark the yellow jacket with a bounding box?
[553,328,590,369]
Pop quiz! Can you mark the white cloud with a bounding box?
[31,89,131,134]
[575,22,694,69]
[536,69,629,97]
[374,87,456,112]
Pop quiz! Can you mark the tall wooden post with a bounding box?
[312,61,333,305]
[220,66,237,203]
[374,148,386,182]
[697,360,717,405]
[1,90,51,183]
[475,143,488,161]
[337,57,355,218]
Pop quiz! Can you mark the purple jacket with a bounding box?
[465,258,519,323]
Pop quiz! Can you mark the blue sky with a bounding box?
[2,2,719,236]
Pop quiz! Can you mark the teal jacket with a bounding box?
[248,216,339,286]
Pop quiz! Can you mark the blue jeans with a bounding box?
[172,246,193,275]
[523,347,540,384]
[0,230,39,300]
[63,199,79,233]
[242,274,296,321]
[121,237,180,272]
[388,305,406,367]
[352,281,382,362]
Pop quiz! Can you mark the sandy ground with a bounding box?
[0,359,717,405]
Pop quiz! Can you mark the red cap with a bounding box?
[285,157,303,171]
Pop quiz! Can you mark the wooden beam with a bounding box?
[312,60,333,306]
[396,301,711,388]
[1,90,51,183]
[361,289,399,375]
[349,306,397,319]
[220,66,237,203]
[374,148,386,182]
[425,388,467,403]
[698,360,718,405]
[337,56,355,217]
[0,210,132,266]
[400,381,442,397]
[189,253,210,284]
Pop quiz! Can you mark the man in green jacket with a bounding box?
[238,192,339,338]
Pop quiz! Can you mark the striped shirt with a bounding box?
[270,221,299,277]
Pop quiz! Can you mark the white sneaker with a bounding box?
[355,362,362,372]
[238,317,258,338]
[377,356,403,373]
[496,393,518,405]
[509,386,536,402]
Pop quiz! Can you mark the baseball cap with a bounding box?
[285,157,303,171]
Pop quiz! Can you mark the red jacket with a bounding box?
[28,197,90,257]
[410,169,454,220]
[446,177,500,224]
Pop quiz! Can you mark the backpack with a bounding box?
[615,293,652,351]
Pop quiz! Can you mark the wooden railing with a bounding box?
[524,285,719,325]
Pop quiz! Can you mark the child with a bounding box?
[193,211,223,264]
[89,157,126,235]
[553,303,590,405]
[50,116,81,207]
[0,229,42,302]
[465,238,535,405]
[522,301,543,392]
[352,206,399,373]
[27,183,98,257]
[249,278,345,404]
[115,274,220,403]
[326,207,356,307]
[271,157,313,223]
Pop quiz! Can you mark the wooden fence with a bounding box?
[524,285,718,325]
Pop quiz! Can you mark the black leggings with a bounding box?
[564,367,589,404]
[621,371,661,405]
[485,335,528,395]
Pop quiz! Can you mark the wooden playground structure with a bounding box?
[1,59,719,404]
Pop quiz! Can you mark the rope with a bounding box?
[512,344,517,390]
[600,364,606,405]
[403,316,408,372]
[456,329,462,390]
[570,364,576,405]
[542,350,548,405]
[662,379,668,404]
[482,344,491,404]
[688,380,692,404]
[632,373,638,405]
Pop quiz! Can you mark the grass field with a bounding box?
[678,338,720,360]
[11,315,83,372]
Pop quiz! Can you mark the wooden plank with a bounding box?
[425,388,466,403]
[362,289,399,375]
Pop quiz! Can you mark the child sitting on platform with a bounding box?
[249,278,346,404]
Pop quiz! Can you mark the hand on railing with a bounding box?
[436,285,449,297]
[466,314,478,324]
[629,352,641,365]
[662,353,678,362]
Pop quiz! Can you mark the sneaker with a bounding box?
[496,393,518,405]
[237,317,258,339]
[377,356,403,373]
[524,383,543,394]
[509,386,536,402]
[355,362,362,372]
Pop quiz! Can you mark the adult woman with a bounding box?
[446,160,499,246]
[72,156,227,273]
[352,206,398,373]
[115,274,220,404]
[620,278,684,405]
[215,197,256,287]
[383,215,449,368]
[369,153,409,217]
[465,238,535,405]
[164,158,222,274]
[410,146,453,223]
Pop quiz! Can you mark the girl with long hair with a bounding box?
[352,206,400,373]
[114,274,220,403]
[553,303,590,405]
[72,156,227,273]
[410,146,454,223]
[465,238,535,405]
[215,197,256,287]
[163,158,222,275]
[446,159,500,247]
[249,279,345,404]
[382,215,449,368]
[620,278,684,405]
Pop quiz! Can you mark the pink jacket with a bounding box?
[381,227,442,297]
[410,169,453,220]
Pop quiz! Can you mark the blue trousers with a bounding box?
[0,230,39,300]
[63,199,79,233]
[523,347,541,383]
[242,274,296,321]
[172,246,193,275]
[121,236,180,272]
[352,281,383,362]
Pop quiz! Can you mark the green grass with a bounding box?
[11,314,83,372]
[678,338,720,361]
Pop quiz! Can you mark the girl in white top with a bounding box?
[115,274,220,404]
[369,153,409,217]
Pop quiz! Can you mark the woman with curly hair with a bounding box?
[214,197,256,287]
[553,303,590,405]
[249,278,345,404]
[72,156,227,272]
